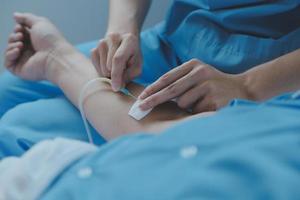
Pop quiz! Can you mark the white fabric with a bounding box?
[128,99,153,120]
[0,138,97,200]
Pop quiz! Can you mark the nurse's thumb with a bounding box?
[111,76,123,92]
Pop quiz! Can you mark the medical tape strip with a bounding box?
[79,78,153,144]
[128,99,153,121]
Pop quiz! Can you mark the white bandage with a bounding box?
[128,99,153,120]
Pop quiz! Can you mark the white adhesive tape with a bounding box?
[128,99,153,120]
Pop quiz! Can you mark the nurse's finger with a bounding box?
[111,37,135,91]
[91,48,104,77]
[123,55,142,83]
[192,96,218,113]
[6,41,24,52]
[14,12,40,28]
[106,34,121,73]
[97,39,111,78]
[177,83,207,109]
[98,40,110,77]
[139,72,199,110]
[8,32,24,43]
[139,60,196,99]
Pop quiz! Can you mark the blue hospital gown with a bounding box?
[40,93,300,199]
[0,0,300,158]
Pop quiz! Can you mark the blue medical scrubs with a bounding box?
[0,0,300,158]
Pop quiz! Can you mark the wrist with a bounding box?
[106,24,140,37]
[240,72,265,101]
[46,42,98,86]
[45,42,74,83]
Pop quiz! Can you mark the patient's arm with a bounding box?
[48,45,196,140]
[4,13,211,141]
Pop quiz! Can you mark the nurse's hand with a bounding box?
[91,32,143,91]
[139,59,252,113]
[4,12,68,81]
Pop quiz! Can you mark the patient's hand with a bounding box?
[4,13,68,81]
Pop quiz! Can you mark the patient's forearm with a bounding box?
[243,48,300,101]
[47,45,187,140]
[48,45,139,139]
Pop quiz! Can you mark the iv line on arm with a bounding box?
[48,52,153,144]
[79,78,153,144]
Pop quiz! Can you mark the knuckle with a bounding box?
[177,98,188,109]
[159,74,170,84]
[113,54,123,64]
[125,33,137,42]
[167,84,178,96]
[189,58,200,65]
[144,87,153,96]
[196,65,211,76]
[98,39,106,48]
[107,33,120,42]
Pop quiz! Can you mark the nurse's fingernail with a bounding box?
[111,83,120,92]
[138,92,146,99]
[139,102,148,111]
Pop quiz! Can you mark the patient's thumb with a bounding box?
[14,12,39,28]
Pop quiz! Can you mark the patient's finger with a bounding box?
[6,48,21,62]
[14,24,23,33]
[8,32,23,43]
[6,42,23,52]
[14,12,40,28]
[4,57,14,68]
